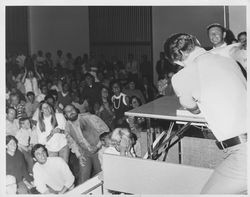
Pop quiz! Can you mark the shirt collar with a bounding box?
[213,42,227,49]
[184,47,207,65]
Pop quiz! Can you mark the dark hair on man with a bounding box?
[206,23,225,33]
[26,91,35,97]
[19,116,30,123]
[31,144,48,158]
[6,135,18,145]
[237,31,246,40]
[130,96,142,107]
[164,33,200,62]
[99,132,112,141]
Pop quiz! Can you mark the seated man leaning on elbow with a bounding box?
[31,144,75,194]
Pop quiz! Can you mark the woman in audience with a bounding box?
[34,101,69,162]
[157,72,175,96]
[111,80,130,127]
[21,65,41,96]
[96,86,115,130]
[6,107,19,136]
[6,135,34,194]
[123,79,146,104]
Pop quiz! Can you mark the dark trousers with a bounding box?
[77,152,101,185]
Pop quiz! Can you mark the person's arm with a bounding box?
[21,67,27,83]
[64,124,86,166]
[88,114,110,134]
[179,95,201,114]
[34,64,42,80]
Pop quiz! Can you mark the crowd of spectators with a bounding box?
[5,26,246,194]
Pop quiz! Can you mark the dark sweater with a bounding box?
[6,150,33,183]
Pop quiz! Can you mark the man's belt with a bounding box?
[216,133,247,150]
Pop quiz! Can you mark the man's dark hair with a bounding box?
[164,33,200,62]
[206,23,225,33]
[31,144,48,158]
[99,132,112,141]
[26,91,35,97]
[6,135,18,145]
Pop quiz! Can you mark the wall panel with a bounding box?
[6,6,29,55]
[89,6,153,75]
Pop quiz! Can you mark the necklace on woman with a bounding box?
[113,95,121,109]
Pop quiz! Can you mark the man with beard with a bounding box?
[63,104,110,184]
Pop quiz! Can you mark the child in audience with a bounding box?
[6,107,19,136]
[97,132,112,167]
[15,117,37,174]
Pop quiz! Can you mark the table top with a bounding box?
[125,96,206,123]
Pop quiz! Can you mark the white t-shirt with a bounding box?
[172,48,246,141]
[35,113,67,152]
[33,157,74,193]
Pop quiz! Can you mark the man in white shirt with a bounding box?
[164,33,247,194]
[31,144,74,194]
[207,23,247,78]
[207,23,227,49]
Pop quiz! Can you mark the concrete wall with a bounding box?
[29,6,89,60]
[228,6,246,37]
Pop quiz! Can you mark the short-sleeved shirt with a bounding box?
[172,48,246,141]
